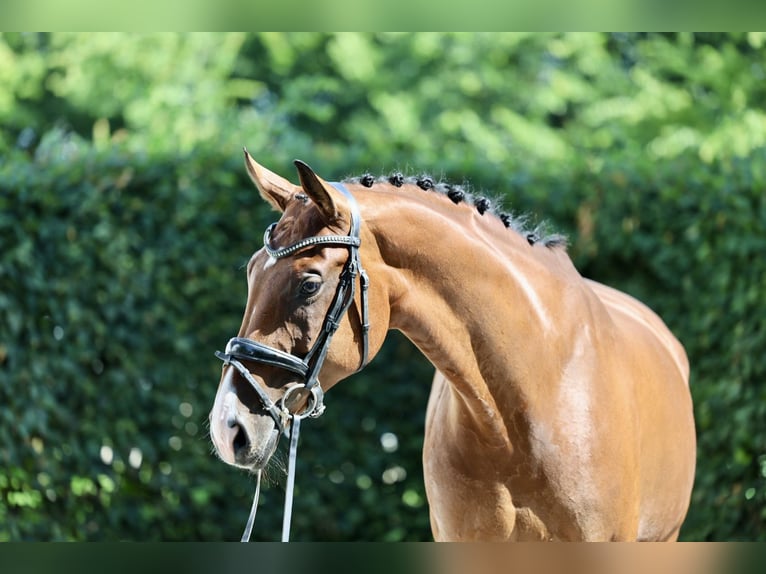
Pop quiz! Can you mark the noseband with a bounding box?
[215,183,370,542]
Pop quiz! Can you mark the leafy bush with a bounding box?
[1,32,764,541]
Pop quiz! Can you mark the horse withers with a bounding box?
[209,152,696,541]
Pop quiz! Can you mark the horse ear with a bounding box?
[244,148,297,212]
[293,159,340,223]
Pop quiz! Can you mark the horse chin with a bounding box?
[234,418,281,471]
[241,438,280,472]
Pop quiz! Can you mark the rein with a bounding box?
[215,183,369,542]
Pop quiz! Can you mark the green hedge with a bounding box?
[1,33,765,541]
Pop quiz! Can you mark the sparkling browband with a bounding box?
[263,223,361,260]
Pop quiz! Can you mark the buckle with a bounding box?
[280,384,325,420]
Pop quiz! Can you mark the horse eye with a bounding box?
[299,278,322,297]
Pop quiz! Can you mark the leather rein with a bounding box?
[215,183,370,542]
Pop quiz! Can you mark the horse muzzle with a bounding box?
[209,371,282,470]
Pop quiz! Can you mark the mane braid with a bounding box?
[474,197,491,215]
[343,172,567,249]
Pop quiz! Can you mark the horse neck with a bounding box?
[360,186,580,410]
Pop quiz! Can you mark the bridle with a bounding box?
[214,182,370,542]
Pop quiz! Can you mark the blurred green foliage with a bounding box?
[1,33,765,541]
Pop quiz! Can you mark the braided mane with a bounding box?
[343,172,567,249]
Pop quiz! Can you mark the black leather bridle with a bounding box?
[215,182,370,542]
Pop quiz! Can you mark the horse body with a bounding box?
[363,192,694,540]
[209,155,696,541]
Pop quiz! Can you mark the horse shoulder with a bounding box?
[583,279,690,384]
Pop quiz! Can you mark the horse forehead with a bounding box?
[247,250,274,279]
[247,250,334,306]
[272,205,328,245]
[246,251,287,301]
[242,260,293,331]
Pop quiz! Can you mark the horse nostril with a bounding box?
[232,423,248,455]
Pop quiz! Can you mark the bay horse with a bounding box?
[209,151,696,541]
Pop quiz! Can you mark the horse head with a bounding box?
[209,151,387,471]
